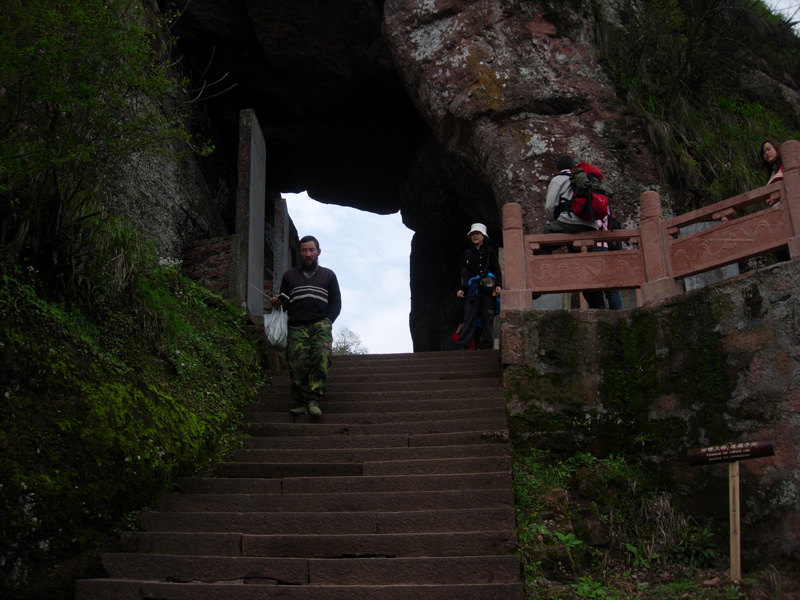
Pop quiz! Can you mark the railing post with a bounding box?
[781,140,800,259]
[639,191,683,305]
[501,202,530,310]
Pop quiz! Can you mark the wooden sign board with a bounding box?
[686,439,774,582]
[687,441,774,466]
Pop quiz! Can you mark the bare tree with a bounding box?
[333,327,369,355]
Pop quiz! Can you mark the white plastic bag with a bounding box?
[263,306,288,350]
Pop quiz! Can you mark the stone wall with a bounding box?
[182,235,275,307]
[501,260,800,563]
[182,236,238,296]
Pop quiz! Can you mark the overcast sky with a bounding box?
[769,0,800,26]
[283,1,798,355]
[284,193,415,354]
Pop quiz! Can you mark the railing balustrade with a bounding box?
[501,140,800,311]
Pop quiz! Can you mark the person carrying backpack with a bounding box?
[543,155,600,234]
[540,155,604,308]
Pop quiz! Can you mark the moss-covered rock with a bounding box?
[0,264,267,599]
[503,259,800,564]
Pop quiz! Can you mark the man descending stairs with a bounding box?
[76,350,523,599]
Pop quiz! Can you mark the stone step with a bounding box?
[119,530,519,558]
[244,430,509,449]
[212,462,363,479]
[267,358,500,376]
[307,555,519,585]
[244,433,409,449]
[325,367,501,384]
[327,363,501,379]
[178,472,512,495]
[250,395,504,414]
[244,417,509,437]
[247,407,506,425]
[139,507,515,534]
[260,378,501,394]
[232,444,508,464]
[76,349,521,599]
[331,349,500,365]
[214,455,512,478]
[256,386,504,403]
[76,579,523,600]
[157,488,513,513]
[98,554,519,586]
[362,456,512,476]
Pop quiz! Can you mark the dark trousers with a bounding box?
[583,290,605,309]
[459,291,496,350]
[539,221,604,308]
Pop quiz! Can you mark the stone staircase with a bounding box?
[76,350,523,599]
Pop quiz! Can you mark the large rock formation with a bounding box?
[155,0,659,349]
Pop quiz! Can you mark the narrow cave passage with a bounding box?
[283,192,414,354]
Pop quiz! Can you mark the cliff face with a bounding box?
[384,0,657,220]
[157,0,799,349]
[382,0,659,348]
[158,0,664,349]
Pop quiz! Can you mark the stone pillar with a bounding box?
[234,109,266,321]
[781,140,800,258]
[273,195,291,288]
[501,202,530,310]
[639,191,683,304]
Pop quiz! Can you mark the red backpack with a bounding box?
[570,162,611,220]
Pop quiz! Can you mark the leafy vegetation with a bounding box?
[513,450,795,599]
[0,2,264,598]
[0,0,197,304]
[3,1,800,599]
[597,0,800,210]
[0,260,266,600]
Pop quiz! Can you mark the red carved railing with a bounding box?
[501,140,800,310]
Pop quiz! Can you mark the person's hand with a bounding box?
[456,290,464,298]
[494,286,502,296]
[270,295,282,308]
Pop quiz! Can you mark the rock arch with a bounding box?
[160,0,656,350]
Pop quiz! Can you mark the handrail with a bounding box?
[501,140,800,311]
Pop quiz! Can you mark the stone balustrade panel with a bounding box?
[527,250,644,293]
[668,204,791,279]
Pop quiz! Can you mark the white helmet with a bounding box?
[467,223,488,238]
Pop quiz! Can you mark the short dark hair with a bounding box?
[556,155,575,171]
[299,235,319,250]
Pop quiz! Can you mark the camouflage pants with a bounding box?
[286,319,332,407]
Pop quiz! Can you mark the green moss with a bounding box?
[0,262,266,599]
[538,311,581,368]
[600,311,659,412]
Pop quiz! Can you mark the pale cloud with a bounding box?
[284,192,414,354]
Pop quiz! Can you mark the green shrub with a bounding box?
[0,261,266,599]
[0,0,190,299]
[673,526,719,568]
[598,0,800,210]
